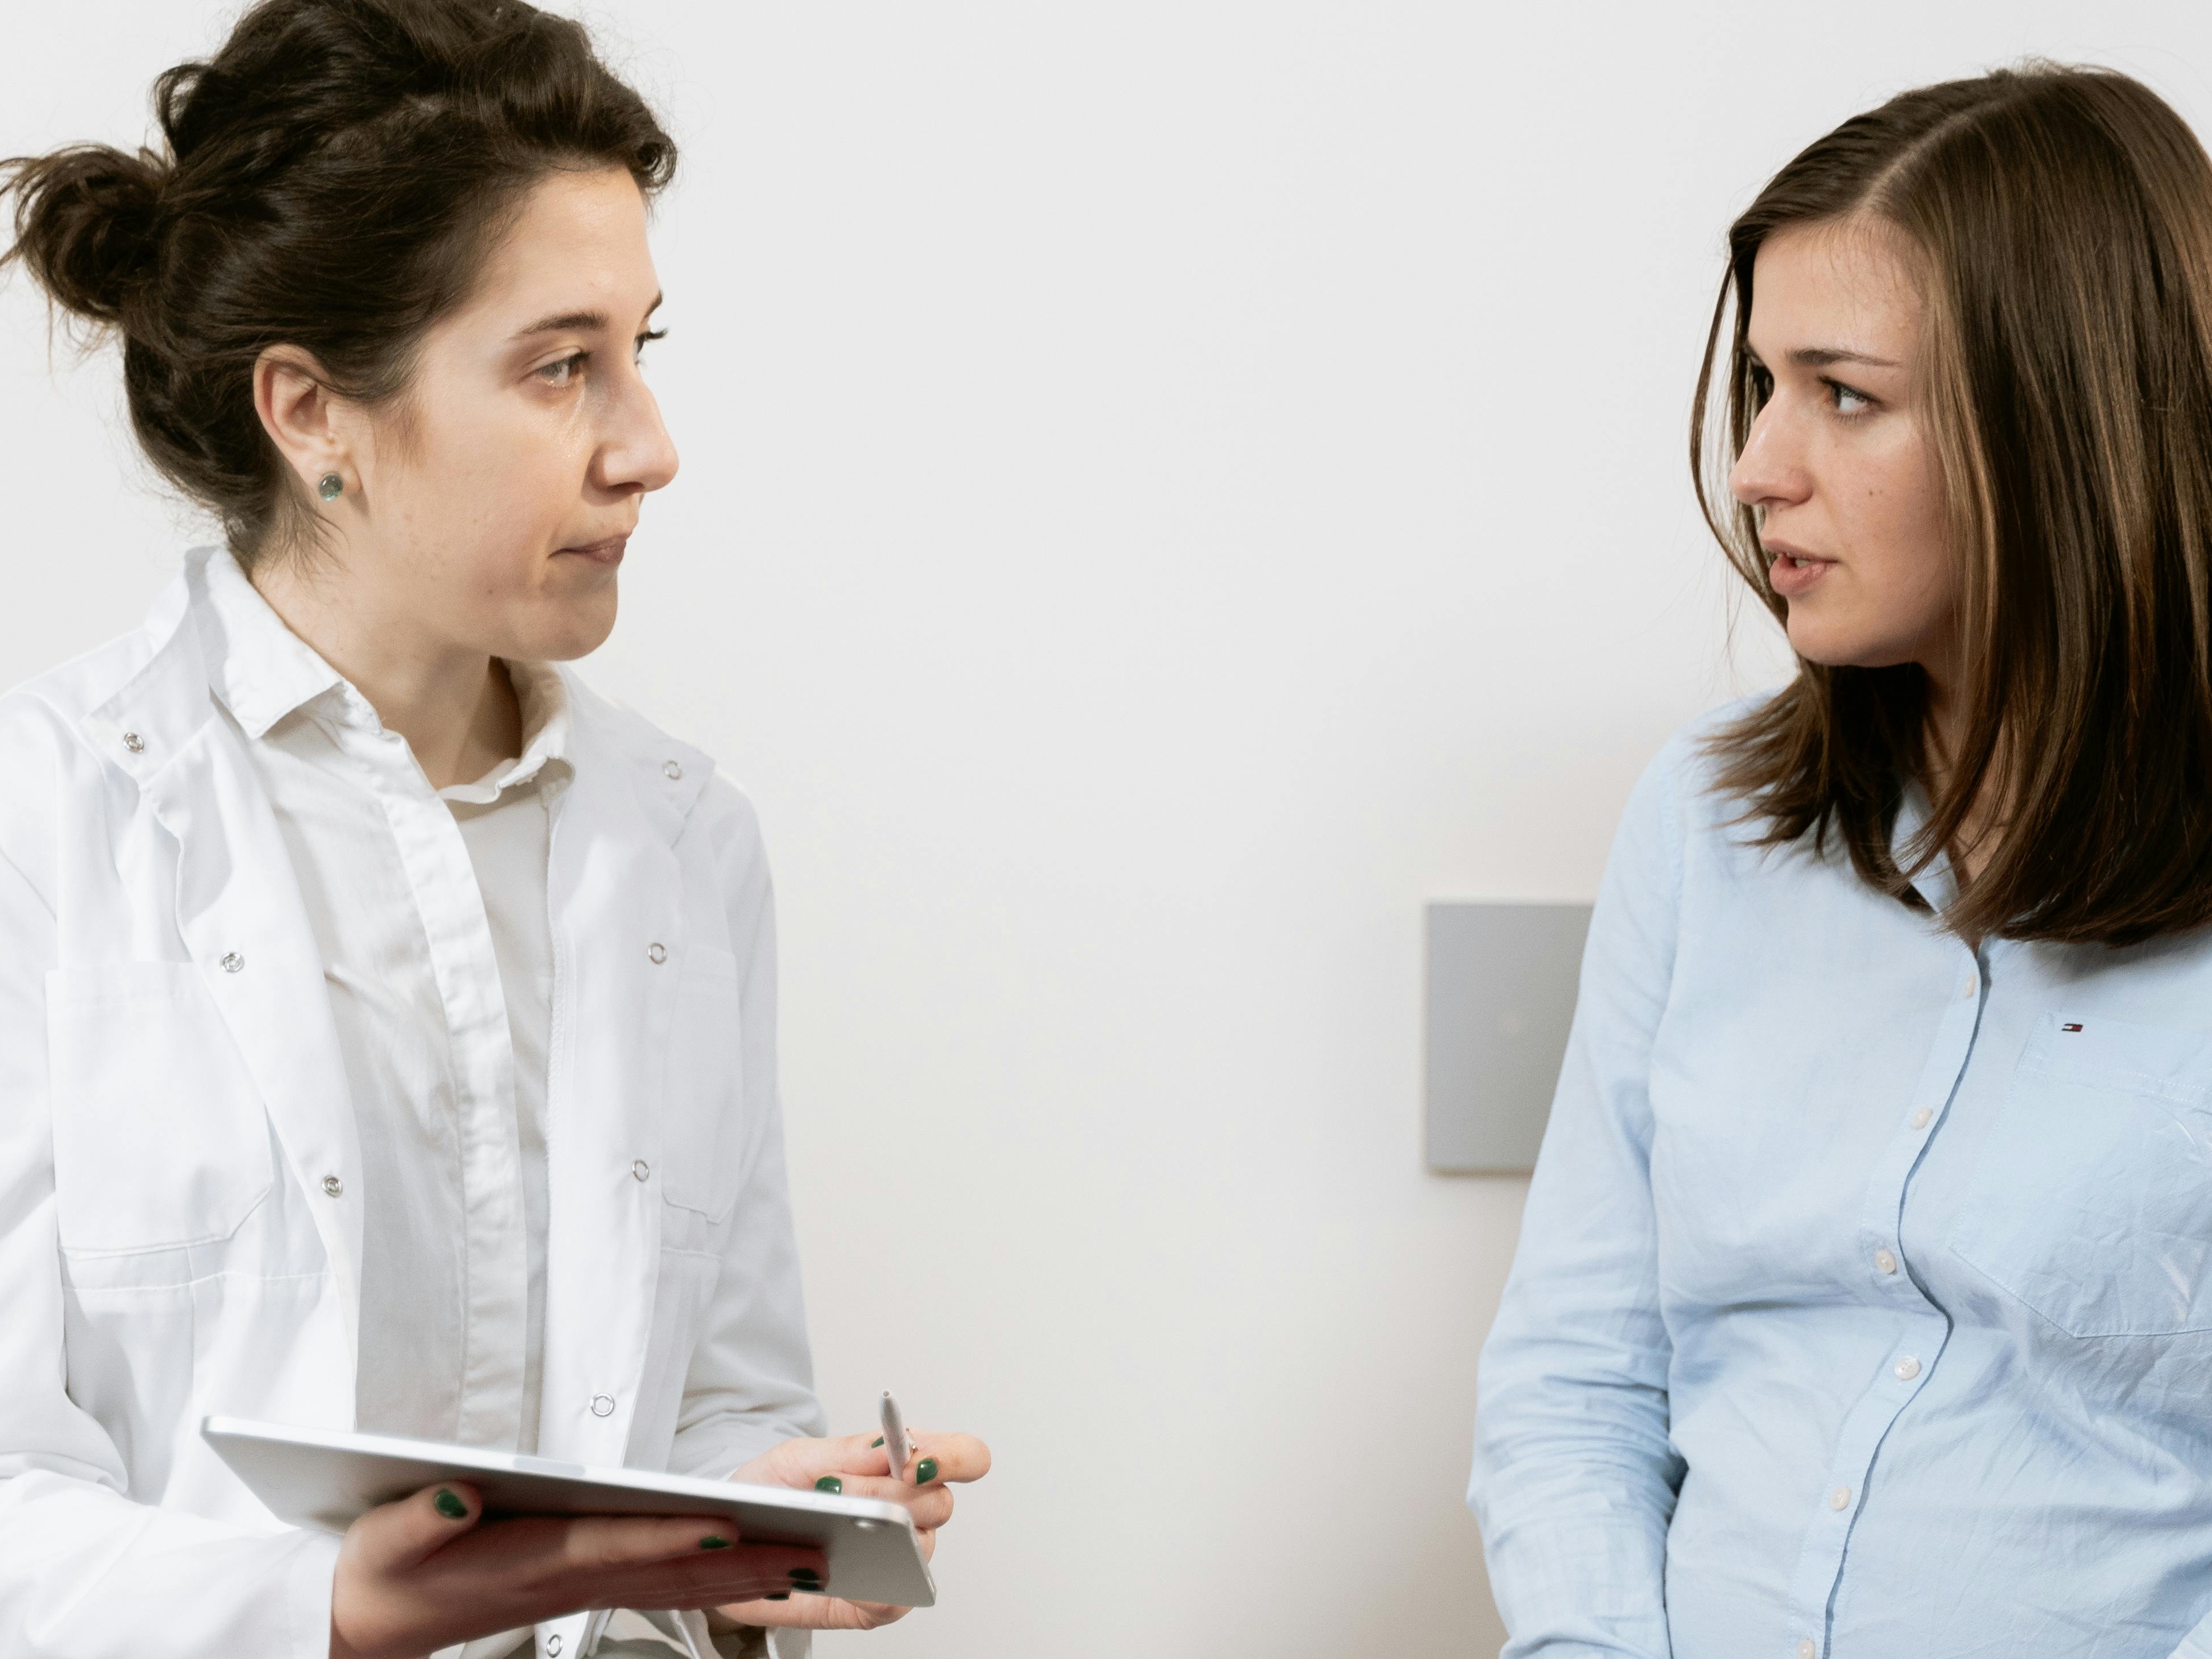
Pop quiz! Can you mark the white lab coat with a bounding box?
[0,552,824,1659]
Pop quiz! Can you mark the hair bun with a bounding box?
[2,143,169,327]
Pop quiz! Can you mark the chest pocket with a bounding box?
[658,946,745,1223]
[45,961,275,1254]
[1949,1013,2212,1338]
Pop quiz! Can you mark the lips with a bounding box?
[559,534,629,566]
[1767,546,1834,599]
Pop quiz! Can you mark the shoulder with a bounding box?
[557,670,766,859]
[0,619,175,903]
[1632,690,1781,830]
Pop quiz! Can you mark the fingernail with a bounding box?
[766,1593,790,1602]
[790,1567,822,1583]
[870,1436,884,1447]
[433,1488,468,1519]
[814,1475,843,1494]
[699,1535,730,1550]
[915,1457,938,1484]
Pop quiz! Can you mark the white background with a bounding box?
[5,5,2210,1653]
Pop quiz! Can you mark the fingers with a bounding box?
[713,1593,911,1632]
[552,1513,755,1575]
[739,1431,894,1487]
[733,1427,992,1492]
[800,1471,955,1531]
[901,1430,990,1487]
[617,1540,831,1611]
[351,1482,486,1574]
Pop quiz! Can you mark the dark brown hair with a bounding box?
[1693,64,2212,946]
[1,0,676,566]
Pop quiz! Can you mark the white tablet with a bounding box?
[201,1416,935,1609]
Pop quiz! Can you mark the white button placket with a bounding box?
[1785,945,1984,1649]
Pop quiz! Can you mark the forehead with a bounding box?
[1748,219,1923,356]
[447,166,658,332]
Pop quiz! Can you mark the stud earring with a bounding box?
[317,473,344,501]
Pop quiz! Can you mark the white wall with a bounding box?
[6,4,2210,1653]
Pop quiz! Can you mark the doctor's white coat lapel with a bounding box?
[83,590,365,1424]
[535,684,709,1471]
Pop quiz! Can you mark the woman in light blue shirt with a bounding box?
[1470,64,2212,1659]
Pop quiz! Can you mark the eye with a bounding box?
[536,351,587,388]
[634,326,667,362]
[1746,362,1773,405]
[1826,378,1874,415]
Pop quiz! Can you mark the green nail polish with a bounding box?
[814,1475,843,1494]
[433,1489,467,1519]
[870,1436,884,1448]
[699,1535,730,1550]
[915,1457,938,1484]
[766,1593,790,1602]
[790,1567,821,1582]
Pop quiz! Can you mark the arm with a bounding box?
[667,788,827,1483]
[0,832,345,1658]
[1467,744,1688,1659]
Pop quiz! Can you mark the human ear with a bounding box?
[251,345,354,501]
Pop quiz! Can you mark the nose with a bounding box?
[1728,396,1808,515]
[597,369,681,498]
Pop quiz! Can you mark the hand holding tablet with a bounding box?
[703,1395,995,1636]
[203,1400,993,1650]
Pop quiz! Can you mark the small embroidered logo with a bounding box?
[2061,1022,2084,1033]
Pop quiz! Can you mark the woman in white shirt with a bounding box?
[0,3,986,1656]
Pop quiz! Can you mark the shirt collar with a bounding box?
[196,544,349,740]
[1891,776,1960,915]
[440,661,572,804]
[196,544,575,800]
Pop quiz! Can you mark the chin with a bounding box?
[1786,622,1920,673]
[524,592,620,662]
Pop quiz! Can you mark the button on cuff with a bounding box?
[590,1393,615,1417]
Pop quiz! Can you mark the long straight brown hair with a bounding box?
[1693,64,2212,946]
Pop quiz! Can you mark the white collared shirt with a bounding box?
[201,548,564,1460]
[1,544,821,1659]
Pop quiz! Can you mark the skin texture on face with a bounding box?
[251,165,679,786]
[1731,219,1953,688]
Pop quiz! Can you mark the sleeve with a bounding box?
[0,820,341,1658]
[666,787,828,1482]
[1466,738,1689,1659]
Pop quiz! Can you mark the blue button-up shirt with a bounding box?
[1470,707,2212,1659]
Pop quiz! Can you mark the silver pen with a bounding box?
[878,1390,910,1478]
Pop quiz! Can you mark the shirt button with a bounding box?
[646,942,667,965]
[220,951,245,974]
[632,1159,651,1182]
[590,1393,615,1417]
[1798,1642,1816,1659]
[662,760,684,781]
[322,1175,344,1198]
[1910,1108,1933,1130]
[547,1637,563,1657]
[122,730,145,754]
[1894,1356,1922,1381]
[1874,1248,1897,1275]
[1962,976,1977,998]
[1829,1484,1852,1511]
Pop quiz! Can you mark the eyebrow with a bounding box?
[509,291,664,341]
[1748,344,1901,370]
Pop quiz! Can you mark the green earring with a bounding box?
[317,472,343,501]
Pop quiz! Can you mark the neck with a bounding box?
[1919,655,2001,886]
[249,551,522,791]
